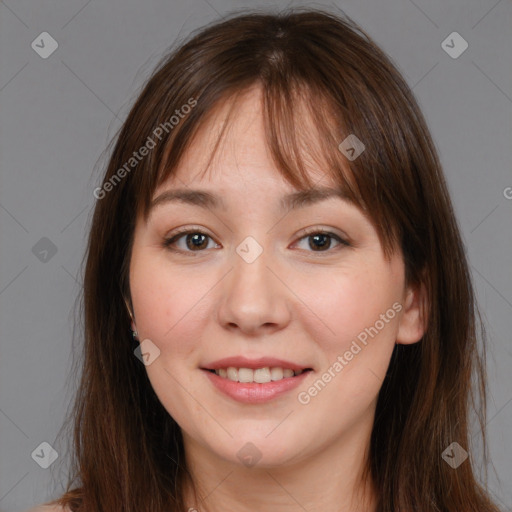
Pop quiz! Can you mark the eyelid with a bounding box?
[291,226,351,252]
[163,225,218,250]
[166,225,213,238]
[296,225,347,239]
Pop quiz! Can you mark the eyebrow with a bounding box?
[149,186,351,215]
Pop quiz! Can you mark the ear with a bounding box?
[396,280,428,345]
[123,297,136,331]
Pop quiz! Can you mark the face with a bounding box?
[128,86,424,471]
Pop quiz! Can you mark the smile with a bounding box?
[202,367,312,403]
[208,367,311,383]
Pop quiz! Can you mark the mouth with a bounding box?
[200,356,314,402]
[201,366,313,403]
[203,366,313,383]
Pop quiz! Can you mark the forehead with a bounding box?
[163,88,275,185]
[153,85,338,197]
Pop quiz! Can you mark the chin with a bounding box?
[209,432,308,469]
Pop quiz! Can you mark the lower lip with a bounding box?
[201,369,311,404]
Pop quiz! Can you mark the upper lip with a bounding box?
[201,356,312,371]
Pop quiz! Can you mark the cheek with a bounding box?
[293,261,403,351]
[129,251,213,362]
[130,255,212,426]
[292,264,402,418]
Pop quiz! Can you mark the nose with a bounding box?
[216,241,292,336]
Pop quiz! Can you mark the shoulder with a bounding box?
[24,505,70,512]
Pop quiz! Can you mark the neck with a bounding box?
[181,416,378,512]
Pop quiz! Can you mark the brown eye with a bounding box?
[294,230,350,253]
[308,233,333,251]
[163,230,217,253]
[162,228,350,256]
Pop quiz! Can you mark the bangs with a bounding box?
[146,79,401,261]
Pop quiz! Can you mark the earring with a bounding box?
[131,328,139,340]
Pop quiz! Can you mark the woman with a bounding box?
[31,7,502,512]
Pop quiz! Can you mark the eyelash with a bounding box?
[162,226,350,256]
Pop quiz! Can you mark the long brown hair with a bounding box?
[46,7,502,512]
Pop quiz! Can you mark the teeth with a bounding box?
[270,367,283,380]
[238,368,254,383]
[283,368,294,378]
[226,367,238,381]
[213,366,306,383]
[254,368,271,383]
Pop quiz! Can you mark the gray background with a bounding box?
[0,0,511,511]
